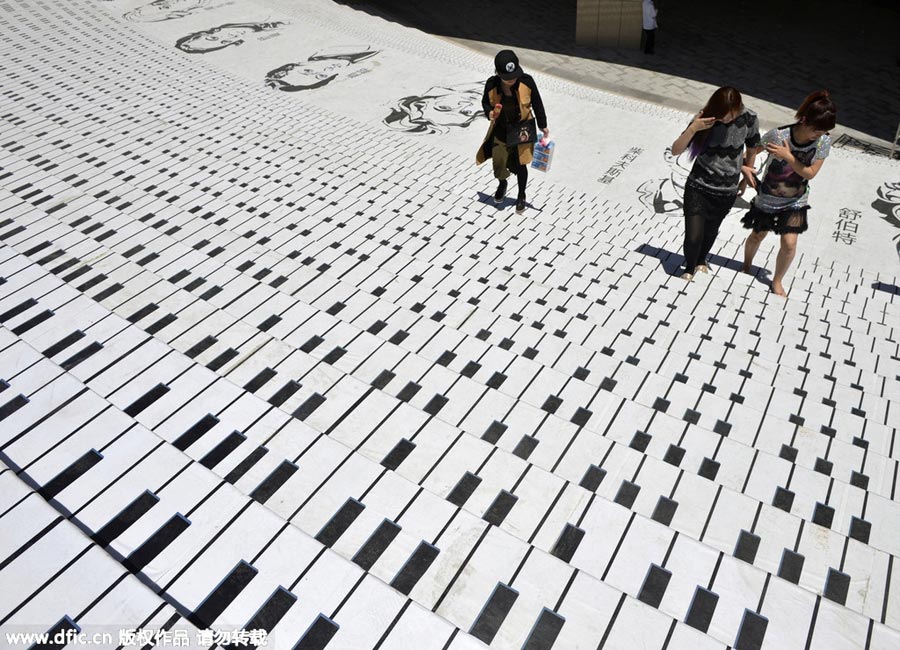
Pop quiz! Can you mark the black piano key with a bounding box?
[200,431,246,470]
[41,330,85,358]
[0,225,26,241]
[190,560,258,628]
[39,449,103,499]
[636,564,671,608]
[423,393,448,416]
[0,394,29,421]
[551,523,585,563]
[293,614,339,650]
[321,347,346,365]
[315,498,365,547]
[31,616,80,650]
[124,383,170,417]
[124,513,190,572]
[684,586,718,633]
[201,284,222,299]
[512,435,539,460]
[300,336,325,353]
[849,517,871,544]
[185,335,217,359]
[651,496,678,527]
[579,464,606,491]
[389,541,440,595]
[11,309,54,335]
[370,369,395,390]
[812,502,835,529]
[76,274,107,293]
[93,490,160,547]
[38,250,65,265]
[352,518,401,570]
[207,348,239,371]
[23,240,51,256]
[230,587,297,642]
[613,480,640,509]
[173,413,219,451]
[396,382,421,402]
[250,461,298,504]
[0,379,8,393]
[447,472,481,507]
[823,568,851,605]
[127,303,159,323]
[733,609,768,650]
[268,380,301,407]
[60,342,103,370]
[483,490,518,526]
[244,368,277,393]
[145,313,177,334]
[62,265,91,282]
[292,393,325,420]
[777,549,805,584]
[381,438,415,471]
[469,582,519,644]
[734,530,761,565]
[521,608,565,650]
[224,447,268,484]
[93,283,123,302]
[0,298,38,323]
[258,315,281,332]
[482,420,507,444]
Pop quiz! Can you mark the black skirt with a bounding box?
[741,202,809,235]
[683,183,737,222]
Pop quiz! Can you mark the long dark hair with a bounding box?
[688,86,744,159]
[796,90,836,131]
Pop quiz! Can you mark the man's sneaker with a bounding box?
[494,180,508,203]
[515,196,526,213]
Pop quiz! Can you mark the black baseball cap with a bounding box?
[494,50,522,80]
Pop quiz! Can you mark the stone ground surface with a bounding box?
[0,1,900,650]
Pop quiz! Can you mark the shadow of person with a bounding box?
[635,243,772,289]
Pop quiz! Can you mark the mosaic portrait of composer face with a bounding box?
[637,147,751,215]
[264,47,379,92]
[871,181,900,259]
[175,22,286,54]
[383,83,483,135]
[124,0,211,22]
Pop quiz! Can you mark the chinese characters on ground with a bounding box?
[599,147,643,185]
[833,208,861,244]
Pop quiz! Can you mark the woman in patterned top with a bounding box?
[741,90,836,297]
[671,87,762,280]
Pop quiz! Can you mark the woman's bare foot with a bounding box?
[771,281,787,297]
[741,262,753,274]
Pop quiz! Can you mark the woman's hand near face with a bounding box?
[765,136,794,163]
[690,110,717,134]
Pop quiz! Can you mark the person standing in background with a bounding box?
[642,0,657,54]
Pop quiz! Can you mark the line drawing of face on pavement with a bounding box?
[124,0,211,22]
[265,47,379,91]
[872,181,900,259]
[383,82,483,134]
[176,22,286,53]
[637,147,750,215]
